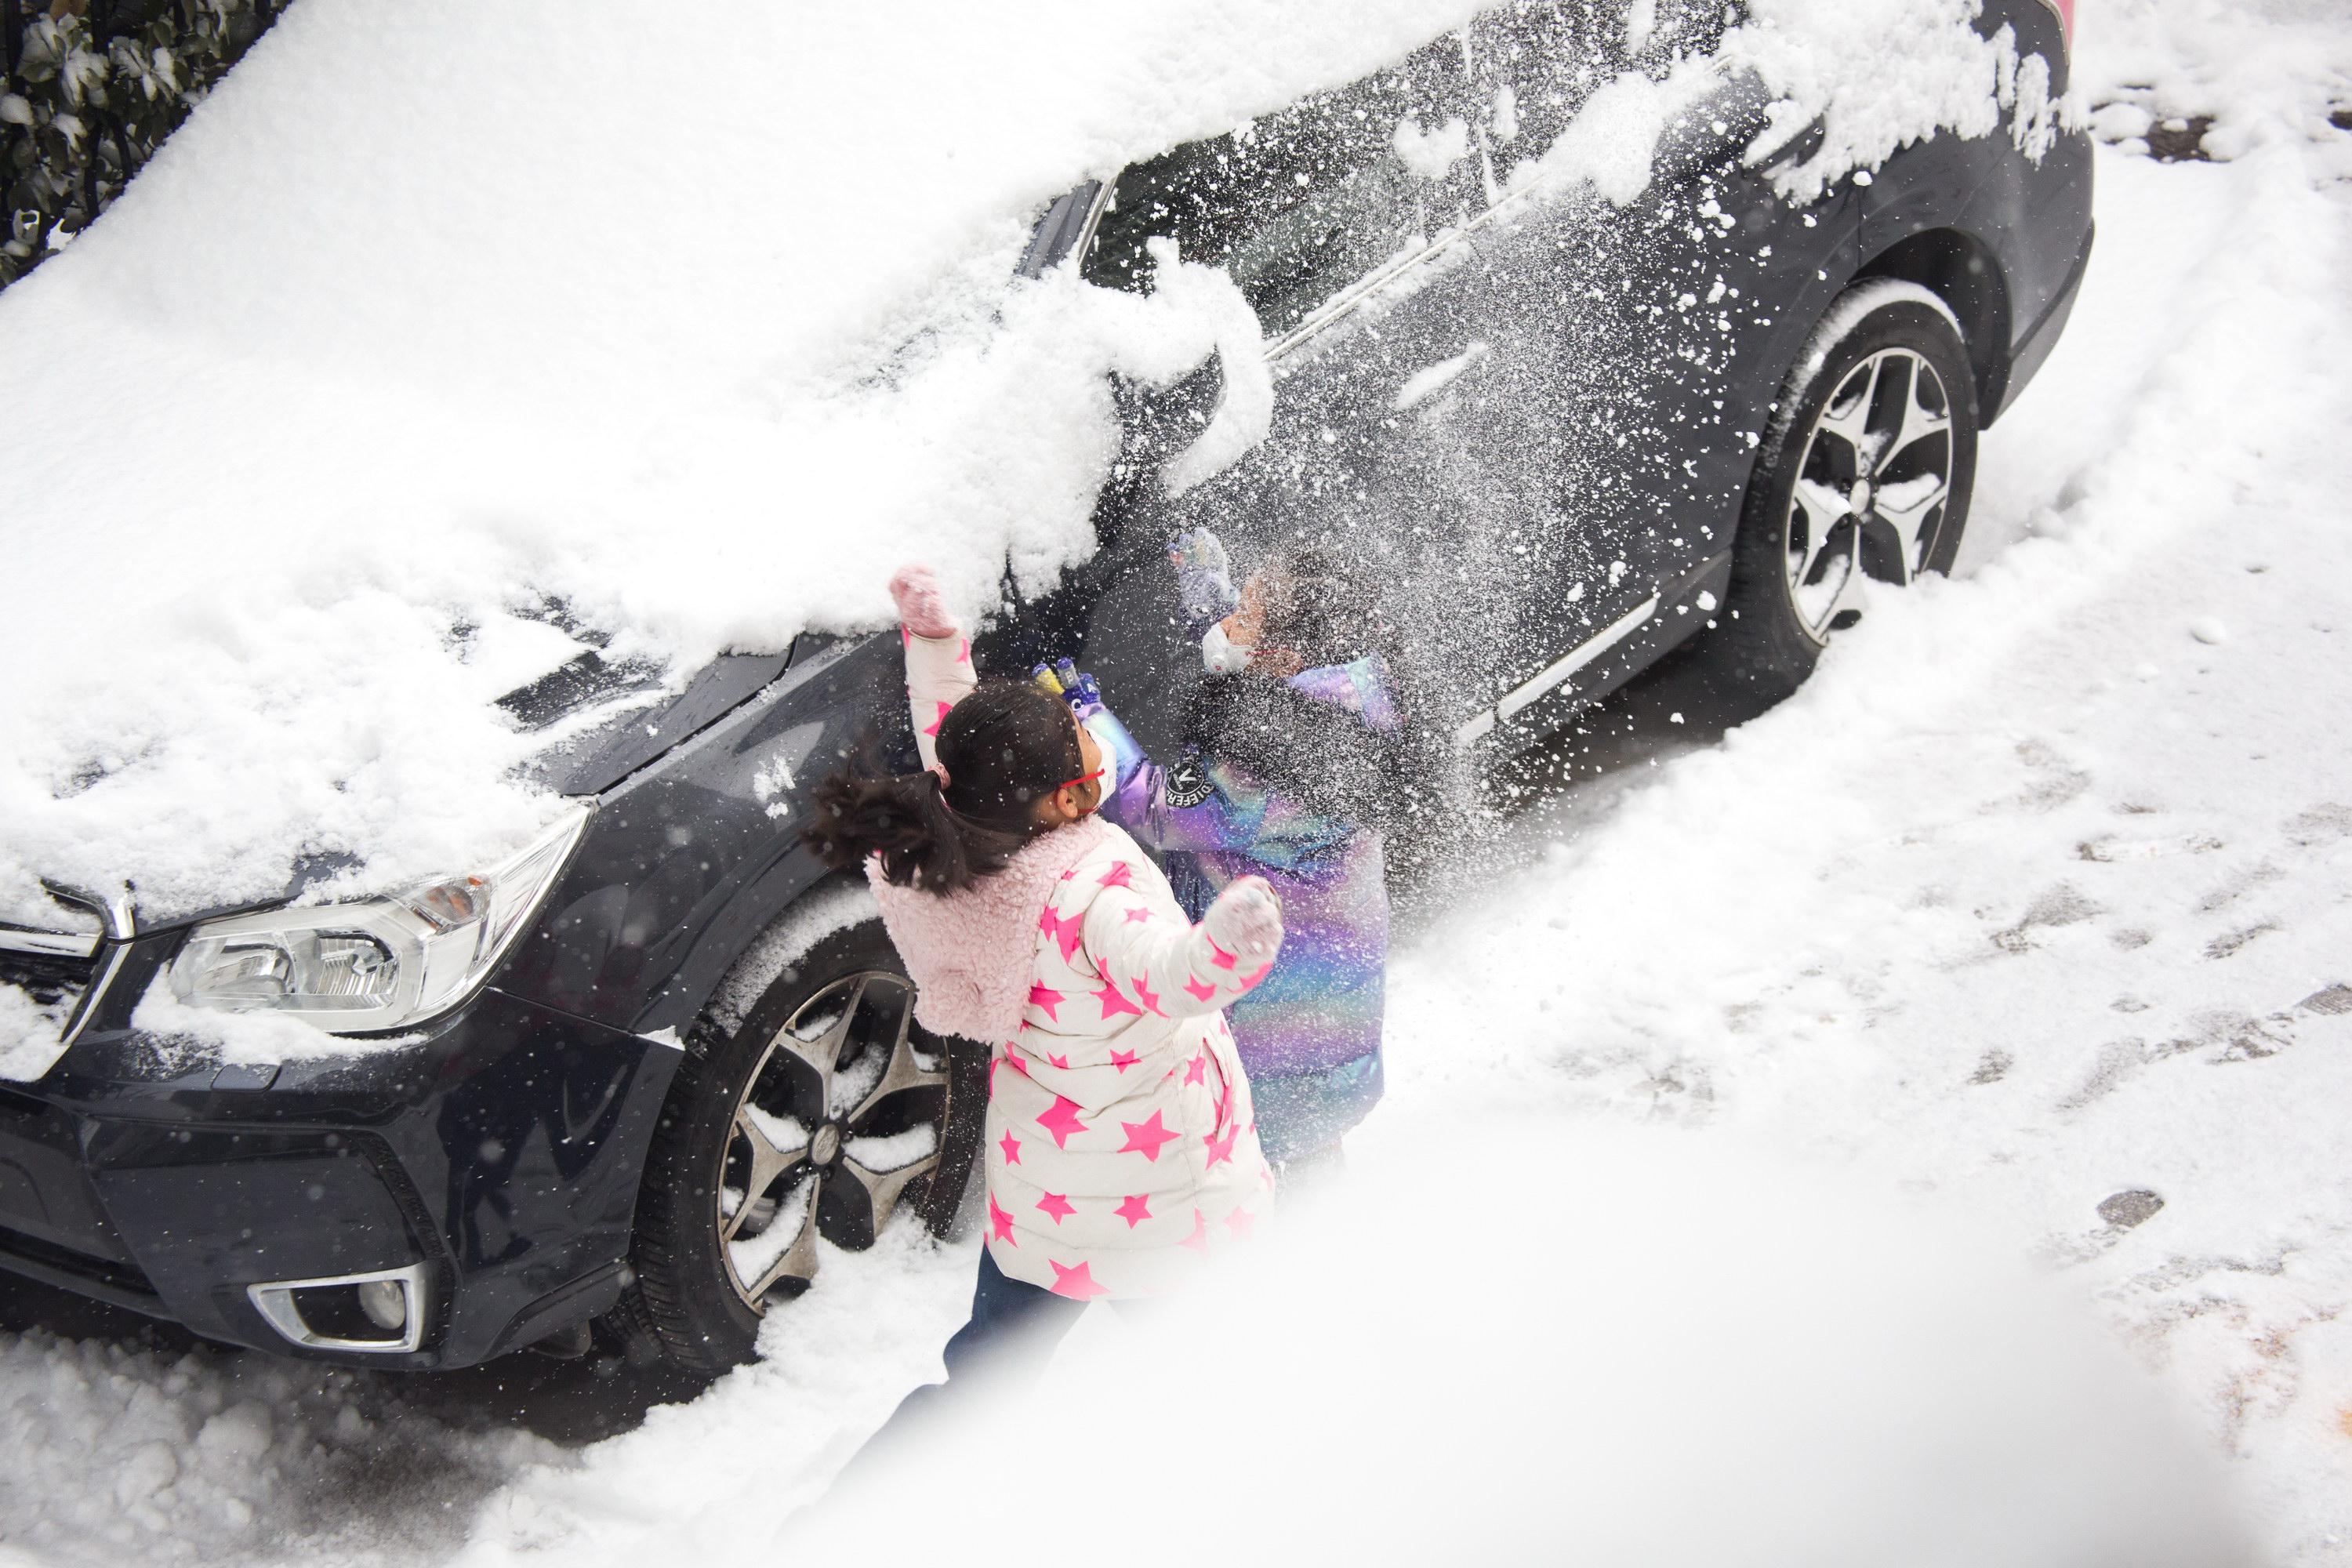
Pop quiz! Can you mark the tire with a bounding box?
[1712,279,1980,703]
[609,921,986,1374]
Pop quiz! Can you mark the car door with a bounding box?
[1449,0,1699,737]
[1438,0,1858,742]
[1065,30,1504,750]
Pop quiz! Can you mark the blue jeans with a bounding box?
[831,1249,1087,1490]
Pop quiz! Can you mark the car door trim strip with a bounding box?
[1457,593,1660,746]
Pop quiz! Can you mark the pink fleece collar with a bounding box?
[866,815,1115,1043]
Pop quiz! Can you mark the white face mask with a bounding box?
[1201,619,1252,675]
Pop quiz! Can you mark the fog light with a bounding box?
[358,1277,408,1332]
[247,1263,426,1354]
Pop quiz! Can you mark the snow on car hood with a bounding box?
[0,0,2060,930]
[0,0,1482,926]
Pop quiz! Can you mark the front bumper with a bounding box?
[0,953,681,1369]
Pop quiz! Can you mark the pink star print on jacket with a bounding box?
[1117,1109,1178,1161]
[862,622,1279,1299]
[1048,1259,1111,1301]
[1037,1094,1087,1150]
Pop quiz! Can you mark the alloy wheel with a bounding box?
[1780,345,1955,643]
[714,970,946,1311]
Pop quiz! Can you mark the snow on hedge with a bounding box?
[0,0,2058,932]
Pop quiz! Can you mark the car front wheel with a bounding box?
[610,921,985,1373]
[1714,278,1980,702]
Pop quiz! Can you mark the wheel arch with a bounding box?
[1854,227,2013,420]
[693,873,883,1048]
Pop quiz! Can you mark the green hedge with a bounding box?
[2,0,286,289]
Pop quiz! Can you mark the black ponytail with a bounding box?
[801,678,1083,895]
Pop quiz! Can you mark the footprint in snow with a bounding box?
[2031,1188,2166,1270]
[1988,883,2101,953]
[2283,802,2352,848]
[2076,832,2222,861]
[2193,859,2285,913]
[2056,995,2338,1111]
[2299,984,2352,1015]
[2204,920,2280,960]
[1993,738,2092,815]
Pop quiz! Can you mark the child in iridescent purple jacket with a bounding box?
[1046,533,1408,1174]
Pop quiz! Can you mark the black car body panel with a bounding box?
[546,651,793,799]
[0,0,2091,1367]
[501,633,907,1039]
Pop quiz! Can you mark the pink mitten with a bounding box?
[888,564,960,641]
[1204,875,1284,964]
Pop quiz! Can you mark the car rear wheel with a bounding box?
[1713,279,1979,702]
[610,921,985,1374]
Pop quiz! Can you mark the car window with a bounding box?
[1082,31,1479,336]
[1468,0,1737,167]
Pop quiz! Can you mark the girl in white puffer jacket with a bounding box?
[802,567,1280,1448]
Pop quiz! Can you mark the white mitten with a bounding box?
[1200,619,1252,675]
[1204,874,1284,963]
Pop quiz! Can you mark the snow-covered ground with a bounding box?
[1389,140,2352,1564]
[6,0,2352,1563]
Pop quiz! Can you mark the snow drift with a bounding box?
[809,1134,2253,1567]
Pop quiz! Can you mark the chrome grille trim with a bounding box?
[0,926,99,960]
[42,881,136,940]
[27,884,139,1052]
[58,943,133,1051]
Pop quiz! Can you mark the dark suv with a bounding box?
[0,0,2089,1370]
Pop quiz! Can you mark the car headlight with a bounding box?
[169,804,593,1034]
